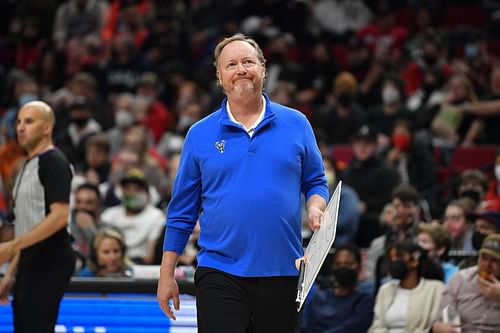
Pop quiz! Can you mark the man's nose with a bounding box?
[236,62,247,74]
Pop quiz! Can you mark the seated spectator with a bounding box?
[365,74,414,145]
[484,148,500,211]
[157,100,203,158]
[458,210,500,269]
[103,148,161,207]
[313,71,365,145]
[456,169,490,212]
[69,183,104,258]
[366,184,422,287]
[52,0,109,48]
[320,155,360,246]
[342,125,401,247]
[470,211,500,251]
[356,1,407,64]
[458,65,500,144]
[135,71,174,142]
[78,227,133,277]
[301,243,374,333]
[416,223,458,283]
[442,199,475,252]
[100,168,164,264]
[368,240,445,333]
[430,73,483,146]
[403,31,450,97]
[75,133,111,185]
[55,96,102,165]
[106,92,141,156]
[432,234,500,333]
[385,118,437,214]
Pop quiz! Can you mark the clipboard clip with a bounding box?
[295,259,306,310]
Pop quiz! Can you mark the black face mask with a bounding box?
[337,92,353,108]
[423,54,438,67]
[332,267,357,287]
[472,231,488,251]
[461,190,481,204]
[422,82,437,94]
[388,260,409,280]
[71,117,90,128]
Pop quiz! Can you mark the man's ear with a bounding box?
[216,72,221,85]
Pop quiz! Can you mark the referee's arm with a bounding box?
[0,202,69,264]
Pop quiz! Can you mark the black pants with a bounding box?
[195,267,299,333]
[12,234,75,333]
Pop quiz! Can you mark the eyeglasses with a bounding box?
[444,215,465,221]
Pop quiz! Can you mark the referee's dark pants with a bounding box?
[12,232,75,333]
[195,266,300,333]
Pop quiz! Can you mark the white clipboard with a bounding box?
[296,181,342,311]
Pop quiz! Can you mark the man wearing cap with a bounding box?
[343,124,401,247]
[471,211,500,251]
[100,168,164,264]
[432,233,500,333]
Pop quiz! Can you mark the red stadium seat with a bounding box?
[331,145,353,170]
[450,145,497,173]
[444,5,486,29]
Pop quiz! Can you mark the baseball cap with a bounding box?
[120,168,148,191]
[352,125,377,143]
[480,233,500,261]
[470,211,500,231]
[137,72,159,87]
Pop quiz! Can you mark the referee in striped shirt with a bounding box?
[0,101,75,332]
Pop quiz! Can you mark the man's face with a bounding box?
[392,198,419,227]
[475,218,498,236]
[75,188,100,216]
[352,139,376,161]
[416,232,437,257]
[217,40,265,99]
[86,145,108,168]
[16,105,50,151]
[479,252,500,280]
[332,249,359,272]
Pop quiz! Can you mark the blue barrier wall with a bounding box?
[0,293,197,332]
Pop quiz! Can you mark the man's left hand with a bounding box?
[479,275,500,302]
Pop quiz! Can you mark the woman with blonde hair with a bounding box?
[78,228,133,277]
[431,73,483,145]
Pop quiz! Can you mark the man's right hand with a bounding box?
[74,211,96,230]
[157,274,180,320]
[0,275,14,305]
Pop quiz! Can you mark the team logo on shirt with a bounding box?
[215,140,225,154]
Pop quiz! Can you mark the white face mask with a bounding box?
[177,115,195,131]
[382,86,400,105]
[115,110,134,129]
[495,165,500,181]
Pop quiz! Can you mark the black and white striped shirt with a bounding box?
[13,148,72,237]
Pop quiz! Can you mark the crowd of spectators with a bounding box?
[1,0,500,331]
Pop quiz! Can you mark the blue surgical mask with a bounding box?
[18,93,37,106]
[465,44,479,59]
